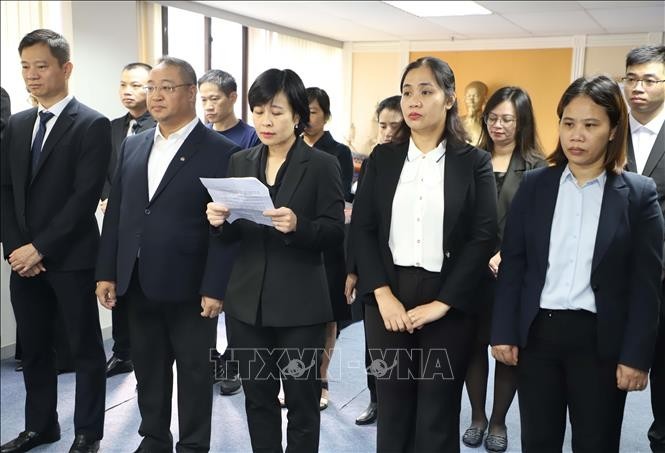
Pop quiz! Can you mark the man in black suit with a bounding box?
[0,29,110,453]
[95,56,239,453]
[102,62,156,378]
[622,45,665,453]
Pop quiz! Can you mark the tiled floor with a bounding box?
[0,316,655,452]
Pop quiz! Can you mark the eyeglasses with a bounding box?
[484,115,516,126]
[620,77,665,89]
[142,84,192,95]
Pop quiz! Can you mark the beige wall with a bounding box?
[349,52,402,155]
[584,45,636,79]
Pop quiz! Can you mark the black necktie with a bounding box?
[31,110,55,177]
[132,119,141,135]
[127,119,138,137]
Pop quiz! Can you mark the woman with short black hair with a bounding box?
[203,68,345,452]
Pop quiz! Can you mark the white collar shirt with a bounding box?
[389,138,446,272]
[629,106,665,174]
[32,95,74,147]
[147,117,199,200]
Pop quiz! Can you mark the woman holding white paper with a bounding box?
[201,68,345,453]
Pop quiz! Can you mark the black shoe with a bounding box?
[219,375,242,395]
[1,424,61,452]
[68,434,99,453]
[106,355,133,377]
[355,402,377,425]
[216,359,241,395]
[14,361,23,372]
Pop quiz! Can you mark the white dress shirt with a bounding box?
[629,106,665,174]
[32,95,74,147]
[389,138,446,272]
[539,166,606,313]
[147,117,199,200]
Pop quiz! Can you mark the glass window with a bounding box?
[210,18,244,120]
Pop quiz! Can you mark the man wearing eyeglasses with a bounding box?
[623,44,665,453]
[95,56,239,453]
[101,62,156,380]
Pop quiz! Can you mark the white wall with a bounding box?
[0,1,140,358]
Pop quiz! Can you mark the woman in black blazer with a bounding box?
[491,75,664,453]
[302,86,352,410]
[203,68,345,452]
[352,56,497,453]
[462,87,546,453]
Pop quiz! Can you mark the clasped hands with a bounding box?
[206,202,297,233]
[95,280,223,318]
[374,286,450,333]
[9,243,45,277]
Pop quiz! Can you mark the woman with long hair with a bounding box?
[351,56,497,452]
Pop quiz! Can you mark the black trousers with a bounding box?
[365,266,476,453]
[226,315,326,453]
[9,269,106,439]
[649,281,665,453]
[124,269,217,453]
[518,309,627,453]
[111,292,131,359]
[15,310,74,371]
[362,302,377,403]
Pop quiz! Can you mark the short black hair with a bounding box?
[625,45,665,68]
[123,62,152,73]
[156,56,197,86]
[198,69,237,96]
[19,29,70,66]
[248,68,310,135]
[306,87,331,120]
[376,95,401,121]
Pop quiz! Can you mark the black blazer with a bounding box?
[102,111,156,199]
[95,121,240,302]
[351,140,498,314]
[201,138,345,327]
[495,152,547,247]
[491,166,664,371]
[627,121,665,216]
[1,98,111,270]
[312,131,354,201]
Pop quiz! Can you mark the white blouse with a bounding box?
[389,138,446,272]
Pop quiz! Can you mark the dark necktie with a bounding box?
[127,118,138,137]
[31,110,55,177]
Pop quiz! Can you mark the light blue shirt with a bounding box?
[539,165,606,313]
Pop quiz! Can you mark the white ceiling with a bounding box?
[195,1,665,43]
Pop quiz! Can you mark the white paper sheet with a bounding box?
[200,177,274,226]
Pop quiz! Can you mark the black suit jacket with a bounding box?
[313,131,354,201]
[351,140,498,314]
[495,152,547,247]
[627,121,665,216]
[102,111,156,199]
[491,166,664,371]
[95,121,240,302]
[201,138,345,327]
[1,98,111,270]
